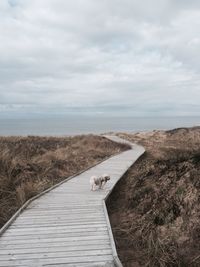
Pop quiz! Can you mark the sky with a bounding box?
[0,0,200,117]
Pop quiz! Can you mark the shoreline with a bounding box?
[0,116,199,136]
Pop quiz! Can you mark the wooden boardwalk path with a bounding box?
[0,136,145,267]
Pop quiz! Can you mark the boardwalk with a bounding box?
[0,136,145,267]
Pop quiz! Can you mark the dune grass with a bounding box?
[107,127,200,267]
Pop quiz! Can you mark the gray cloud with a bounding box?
[0,0,200,116]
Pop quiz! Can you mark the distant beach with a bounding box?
[0,116,199,136]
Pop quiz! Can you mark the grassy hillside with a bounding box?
[107,127,200,267]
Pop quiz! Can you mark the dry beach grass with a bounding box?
[107,127,200,267]
[0,134,130,228]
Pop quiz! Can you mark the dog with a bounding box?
[90,174,110,191]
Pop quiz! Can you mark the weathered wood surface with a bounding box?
[0,135,145,267]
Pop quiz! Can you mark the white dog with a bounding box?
[90,174,110,191]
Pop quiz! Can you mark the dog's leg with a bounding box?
[92,184,96,191]
[101,181,106,189]
[90,183,96,191]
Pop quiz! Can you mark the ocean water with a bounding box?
[0,116,199,136]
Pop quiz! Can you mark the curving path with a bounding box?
[0,136,145,267]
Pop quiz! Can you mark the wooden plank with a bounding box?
[32,201,105,204]
[14,219,105,225]
[17,214,105,220]
[43,262,113,267]
[26,207,103,211]
[15,213,105,218]
[27,204,103,208]
[0,249,113,260]
[0,244,111,255]
[21,208,104,214]
[10,218,106,225]
[10,221,106,228]
[0,263,111,267]
[0,255,114,266]
[8,223,107,232]
[29,202,103,206]
[0,239,111,250]
[4,227,108,237]
[1,230,109,241]
[0,235,110,245]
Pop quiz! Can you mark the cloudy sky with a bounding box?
[0,0,200,117]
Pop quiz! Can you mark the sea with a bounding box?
[0,116,199,136]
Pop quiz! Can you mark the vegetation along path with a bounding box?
[0,135,145,267]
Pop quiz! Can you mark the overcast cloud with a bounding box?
[0,0,200,116]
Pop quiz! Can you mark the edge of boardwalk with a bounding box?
[103,136,145,267]
[0,135,145,267]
